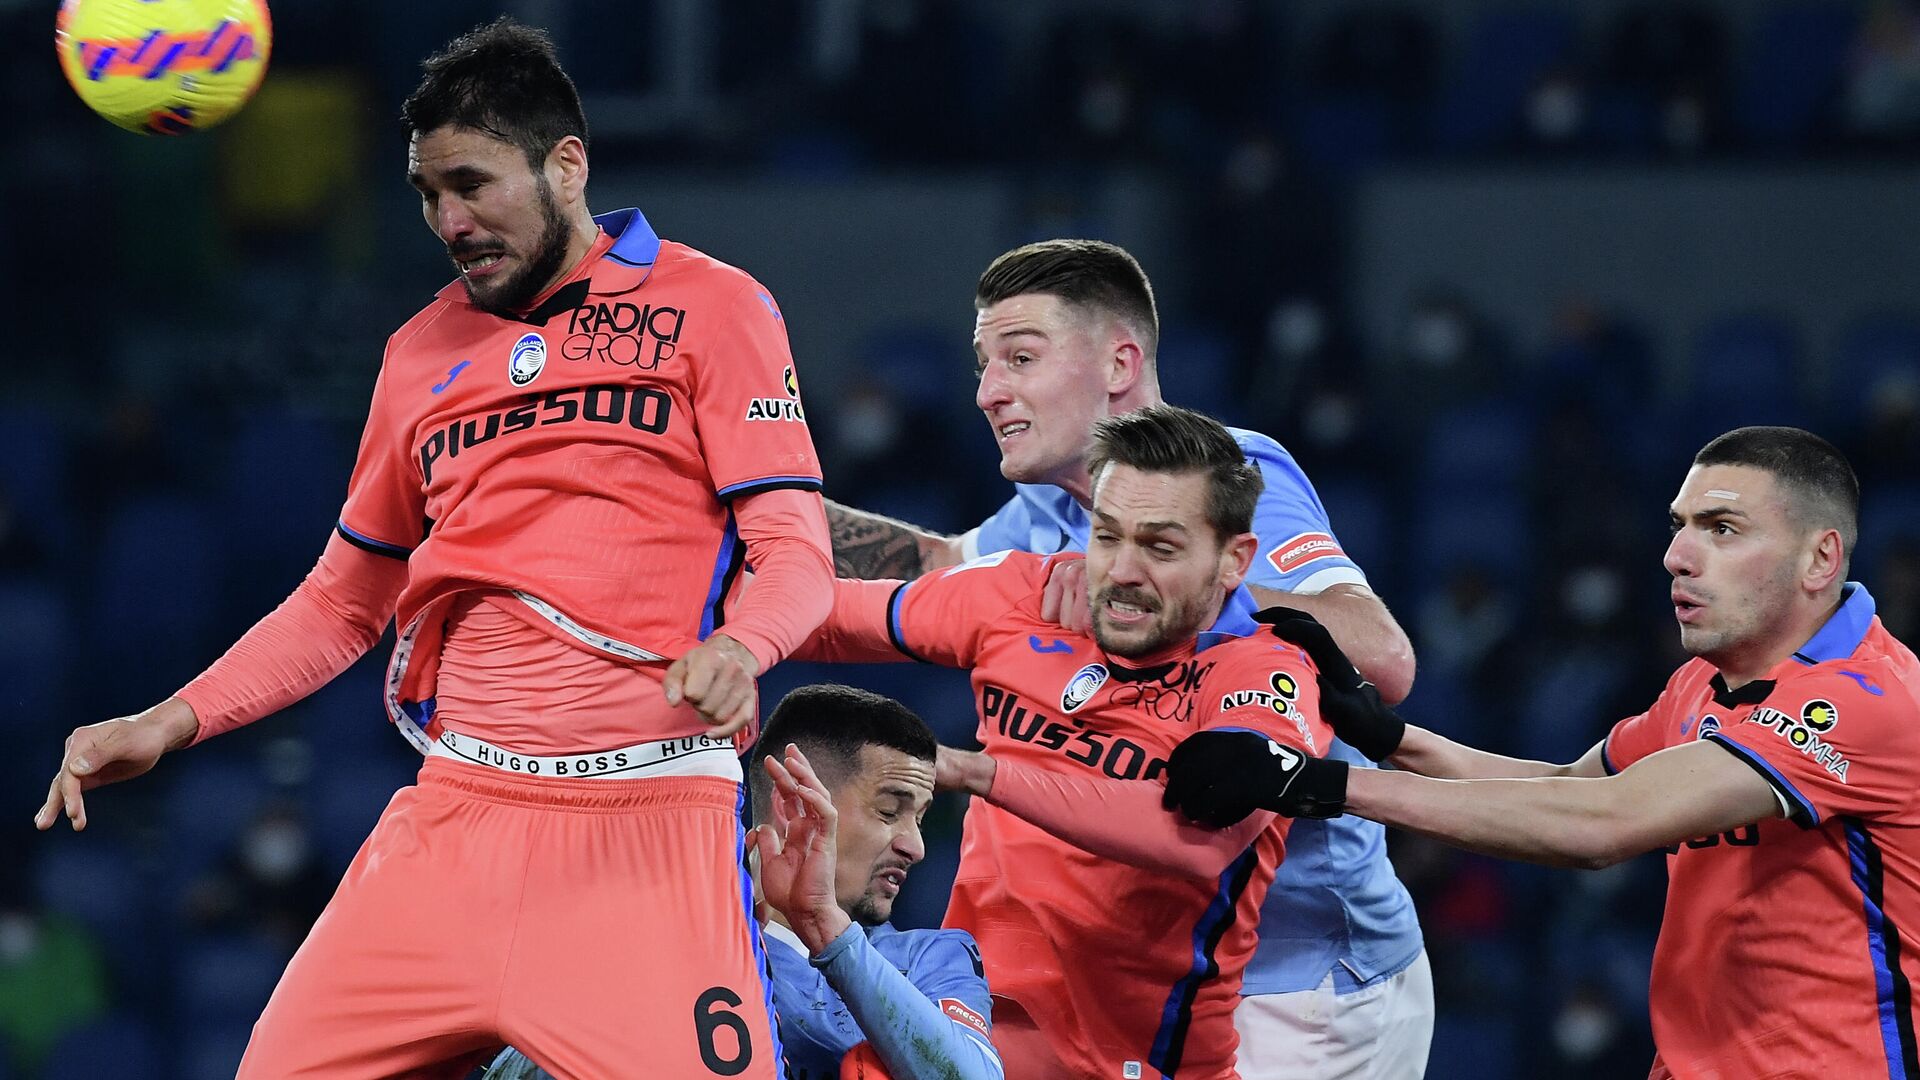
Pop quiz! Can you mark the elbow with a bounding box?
[1373,640,1417,706]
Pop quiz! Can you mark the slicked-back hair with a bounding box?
[749,685,938,826]
[1695,425,1860,562]
[976,239,1159,362]
[402,17,588,171]
[1088,404,1263,541]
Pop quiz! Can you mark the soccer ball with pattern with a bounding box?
[56,0,272,135]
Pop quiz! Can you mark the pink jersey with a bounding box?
[336,209,825,748]
[1605,585,1920,1078]
[875,552,1332,1080]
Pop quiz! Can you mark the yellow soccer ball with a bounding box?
[56,0,272,135]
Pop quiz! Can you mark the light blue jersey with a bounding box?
[963,426,1425,995]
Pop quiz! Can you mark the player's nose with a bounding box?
[975,363,1012,412]
[435,199,477,245]
[894,821,926,865]
[1663,528,1697,578]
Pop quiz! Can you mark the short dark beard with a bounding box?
[1092,586,1208,659]
[464,172,574,316]
[849,893,890,927]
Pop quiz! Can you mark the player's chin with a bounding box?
[850,893,894,926]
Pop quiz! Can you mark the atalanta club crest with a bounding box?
[508,332,547,387]
[1061,662,1109,713]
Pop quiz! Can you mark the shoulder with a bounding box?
[386,297,462,361]
[654,240,773,307]
[871,926,989,987]
[1200,629,1319,683]
[1775,654,1920,735]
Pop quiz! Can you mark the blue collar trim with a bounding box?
[594,207,661,268]
[1795,582,1876,663]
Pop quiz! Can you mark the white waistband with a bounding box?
[429,729,742,781]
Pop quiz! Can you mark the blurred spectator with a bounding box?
[1389,291,1512,412]
[181,803,333,954]
[1846,0,1920,141]
[0,877,108,1076]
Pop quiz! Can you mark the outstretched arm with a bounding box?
[37,532,405,831]
[941,749,1273,880]
[1350,739,1781,869]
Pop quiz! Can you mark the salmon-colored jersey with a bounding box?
[336,209,822,748]
[1604,585,1920,1079]
[885,551,1332,1080]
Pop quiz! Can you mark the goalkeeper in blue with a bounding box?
[486,683,1002,1080]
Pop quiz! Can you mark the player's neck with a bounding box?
[1715,590,1849,689]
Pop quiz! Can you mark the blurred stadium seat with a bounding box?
[1435,9,1578,149]
[40,1014,163,1080]
[174,935,291,1027]
[1736,3,1858,147]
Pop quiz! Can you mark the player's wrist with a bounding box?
[789,906,853,956]
[144,697,202,752]
[937,747,996,796]
[705,633,764,675]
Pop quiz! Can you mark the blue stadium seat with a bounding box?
[1434,10,1578,150]
[174,934,291,1026]
[177,1020,258,1080]
[83,496,221,709]
[1833,312,1920,421]
[1158,323,1238,420]
[1289,96,1400,173]
[1315,477,1395,597]
[1420,399,1537,491]
[219,409,352,607]
[307,757,419,874]
[0,578,72,735]
[1737,3,1858,147]
[1415,492,1530,584]
[860,324,975,414]
[1685,314,1808,432]
[1859,482,1920,578]
[1425,1014,1518,1080]
[40,1014,162,1080]
[162,757,278,881]
[0,403,74,559]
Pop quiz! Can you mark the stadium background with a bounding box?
[5,0,1920,1076]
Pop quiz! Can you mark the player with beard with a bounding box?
[796,405,1338,1080]
[35,18,832,1078]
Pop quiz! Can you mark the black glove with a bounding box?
[1254,607,1405,762]
[1162,729,1350,828]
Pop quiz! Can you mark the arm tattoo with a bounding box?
[827,501,942,580]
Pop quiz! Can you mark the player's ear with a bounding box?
[547,135,589,205]
[1106,334,1146,399]
[1218,531,1258,591]
[1804,526,1846,594]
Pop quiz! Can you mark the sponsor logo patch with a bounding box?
[1802,698,1838,732]
[939,998,990,1038]
[744,397,806,422]
[1746,706,1850,782]
[783,364,799,398]
[1267,531,1346,576]
[507,332,546,387]
[1218,670,1316,751]
[1061,663,1109,713]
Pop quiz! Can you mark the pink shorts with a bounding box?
[236,757,781,1078]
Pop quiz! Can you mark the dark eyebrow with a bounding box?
[408,163,491,191]
[1687,506,1749,525]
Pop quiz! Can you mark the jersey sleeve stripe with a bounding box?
[715,475,824,501]
[1286,565,1370,596]
[1844,818,1920,1079]
[1704,733,1820,827]
[1149,846,1259,1078]
[699,511,744,640]
[1600,737,1620,776]
[886,582,929,663]
[335,521,412,560]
